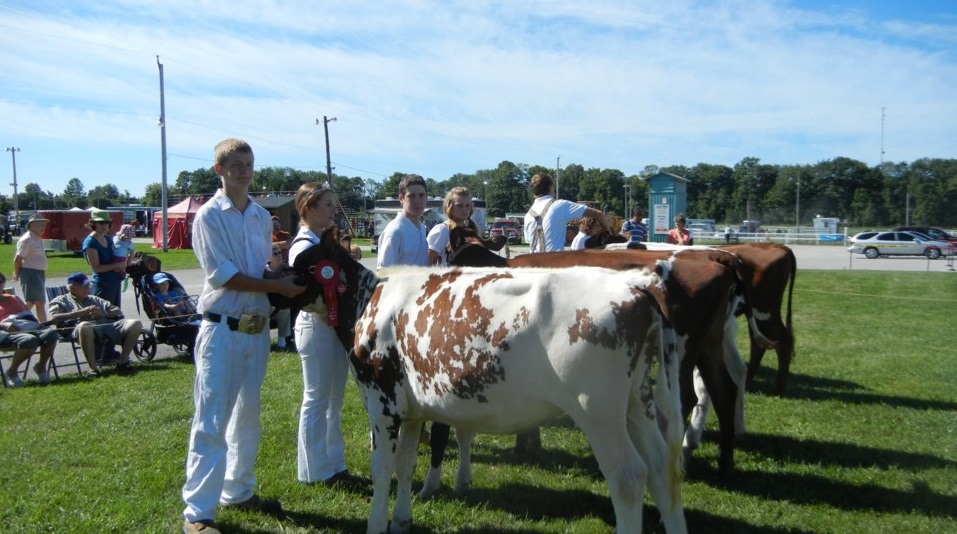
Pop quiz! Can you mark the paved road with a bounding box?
[17,243,953,385]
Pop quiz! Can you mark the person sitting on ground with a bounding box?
[152,273,197,319]
[48,272,143,377]
[0,271,58,387]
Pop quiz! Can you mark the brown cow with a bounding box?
[612,241,797,395]
[446,229,751,479]
[721,243,796,394]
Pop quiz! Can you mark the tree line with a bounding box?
[7,156,956,229]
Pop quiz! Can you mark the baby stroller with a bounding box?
[126,253,200,360]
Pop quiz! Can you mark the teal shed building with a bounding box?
[647,172,689,242]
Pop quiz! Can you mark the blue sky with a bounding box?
[1,0,955,199]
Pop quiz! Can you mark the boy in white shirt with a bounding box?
[376,174,429,269]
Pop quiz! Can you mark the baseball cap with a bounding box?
[153,273,170,285]
[91,210,111,223]
[67,272,90,286]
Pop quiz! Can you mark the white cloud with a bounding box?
[0,0,954,197]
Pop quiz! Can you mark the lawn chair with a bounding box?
[45,285,157,376]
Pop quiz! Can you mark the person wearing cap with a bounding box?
[82,210,126,307]
[0,271,58,387]
[181,139,304,534]
[13,213,50,324]
[48,272,143,376]
[152,272,196,318]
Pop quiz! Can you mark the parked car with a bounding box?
[848,230,955,259]
[893,226,957,244]
[489,218,521,244]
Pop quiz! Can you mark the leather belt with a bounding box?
[202,312,240,331]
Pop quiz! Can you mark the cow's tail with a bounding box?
[783,245,797,361]
[650,302,686,498]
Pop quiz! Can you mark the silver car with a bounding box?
[848,230,955,259]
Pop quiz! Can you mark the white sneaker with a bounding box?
[5,372,24,388]
[33,362,50,385]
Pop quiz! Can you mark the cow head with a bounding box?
[291,226,379,348]
[584,229,629,249]
[447,226,510,267]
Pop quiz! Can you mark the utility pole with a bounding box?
[880,107,886,164]
[795,176,800,231]
[6,147,20,231]
[316,115,353,235]
[157,56,169,252]
[624,183,631,219]
[555,156,561,199]
[320,115,337,187]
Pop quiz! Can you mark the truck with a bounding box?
[38,209,125,253]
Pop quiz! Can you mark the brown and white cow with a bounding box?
[448,236,750,479]
[294,229,687,534]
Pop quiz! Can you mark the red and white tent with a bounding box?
[153,196,204,249]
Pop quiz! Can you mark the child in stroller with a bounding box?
[128,265,200,359]
[152,273,198,320]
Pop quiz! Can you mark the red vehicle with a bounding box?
[38,210,125,254]
[488,218,522,244]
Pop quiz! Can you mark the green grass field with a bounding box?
[1,269,955,533]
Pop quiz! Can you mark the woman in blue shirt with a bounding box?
[82,210,126,307]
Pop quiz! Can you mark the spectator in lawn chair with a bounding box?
[0,271,58,387]
[48,272,143,377]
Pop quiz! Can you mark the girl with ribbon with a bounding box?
[287,182,369,490]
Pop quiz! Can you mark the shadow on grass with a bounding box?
[749,368,957,411]
[686,445,957,520]
[736,432,957,472]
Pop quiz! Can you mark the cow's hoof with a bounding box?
[453,480,472,495]
[388,519,411,534]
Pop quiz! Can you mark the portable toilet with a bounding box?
[812,215,840,233]
[647,172,689,242]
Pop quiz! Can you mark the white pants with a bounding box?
[295,311,349,482]
[182,321,270,522]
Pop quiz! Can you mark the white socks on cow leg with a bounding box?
[683,368,710,452]
[418,466,442,500]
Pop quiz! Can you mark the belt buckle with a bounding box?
[238,314,266,335]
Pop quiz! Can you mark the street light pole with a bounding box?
[6,147,20,229]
